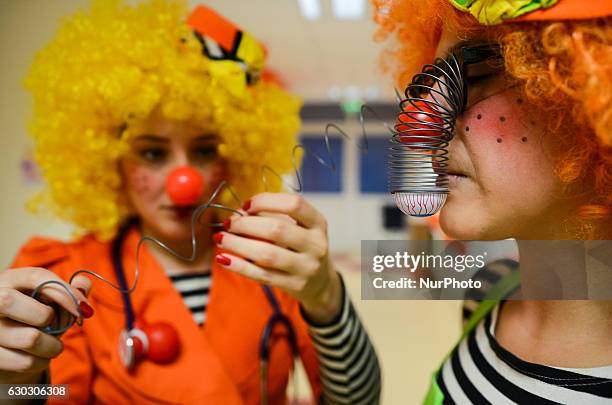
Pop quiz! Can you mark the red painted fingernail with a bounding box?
[77,287,88,298]
[213,232,223,244]
[79,302,94,319]
[242,199,251,211]
[223,218,231,230]
[216,254,231,266]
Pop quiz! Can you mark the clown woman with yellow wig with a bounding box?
[3,1,381,403]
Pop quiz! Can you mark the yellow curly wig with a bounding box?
[372,0,612,238]
[25,0,301,241]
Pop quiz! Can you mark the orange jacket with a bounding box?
[11,227,322,404]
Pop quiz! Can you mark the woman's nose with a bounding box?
[165,166,205,206]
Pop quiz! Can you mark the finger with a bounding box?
[229,207,296,225]
[215,253,298,290]
[69,274,92,299]
[0,288,55,328]
[233,208,248,217]
[0,346,50,373]
[1,268,86,318]
[68,274,95,320]
[223,215,313,253]
[217,232,307,275]
[255,212,297,225]
[0,319,63,358]
[244,193,327,231]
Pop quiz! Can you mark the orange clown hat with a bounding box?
[517,0,612,22]
[449,0,612,25]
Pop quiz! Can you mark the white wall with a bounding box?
[0,1,81,267]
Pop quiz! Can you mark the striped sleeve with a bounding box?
[302,276,381,404]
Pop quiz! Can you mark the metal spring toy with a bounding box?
[390,53,464,217]
[390,42,502,217]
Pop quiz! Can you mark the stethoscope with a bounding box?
[112,218,299,404]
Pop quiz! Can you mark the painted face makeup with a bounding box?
[461,90,538,146]
[121,112,227,242]
[434,30,564,240]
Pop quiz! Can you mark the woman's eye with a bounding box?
[466,74,494,88]
[139,148,167,163]
[193,146,218,161]
[466,74,508,108]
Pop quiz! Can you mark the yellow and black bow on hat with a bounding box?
[187,5,266,90]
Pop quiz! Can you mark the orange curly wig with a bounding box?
[372,0,612,238]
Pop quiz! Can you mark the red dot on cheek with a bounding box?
[129,172,153,194]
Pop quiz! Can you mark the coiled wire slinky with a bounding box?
[389,52,466,217]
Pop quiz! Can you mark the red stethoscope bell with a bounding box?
[165,166,205,206]
[118,321,181,370]
[142,322,181,364]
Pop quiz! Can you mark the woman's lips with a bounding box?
[448,172,468,187]
[162,205,198,219]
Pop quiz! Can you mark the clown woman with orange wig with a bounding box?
[373,0,611,403]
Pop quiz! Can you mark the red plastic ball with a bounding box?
[142,322,181,364]
[165,166,205,206]
[396,101,444,144]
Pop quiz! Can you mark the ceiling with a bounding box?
[189,0,396,102]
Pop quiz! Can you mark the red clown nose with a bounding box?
[165,166,205,206]
[396,100,445,145]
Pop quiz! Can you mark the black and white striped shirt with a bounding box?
[168,271,381,404]
[168,272,211,325]
[437,303,612,404]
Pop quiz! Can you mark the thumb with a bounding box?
[70,274,93,303]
